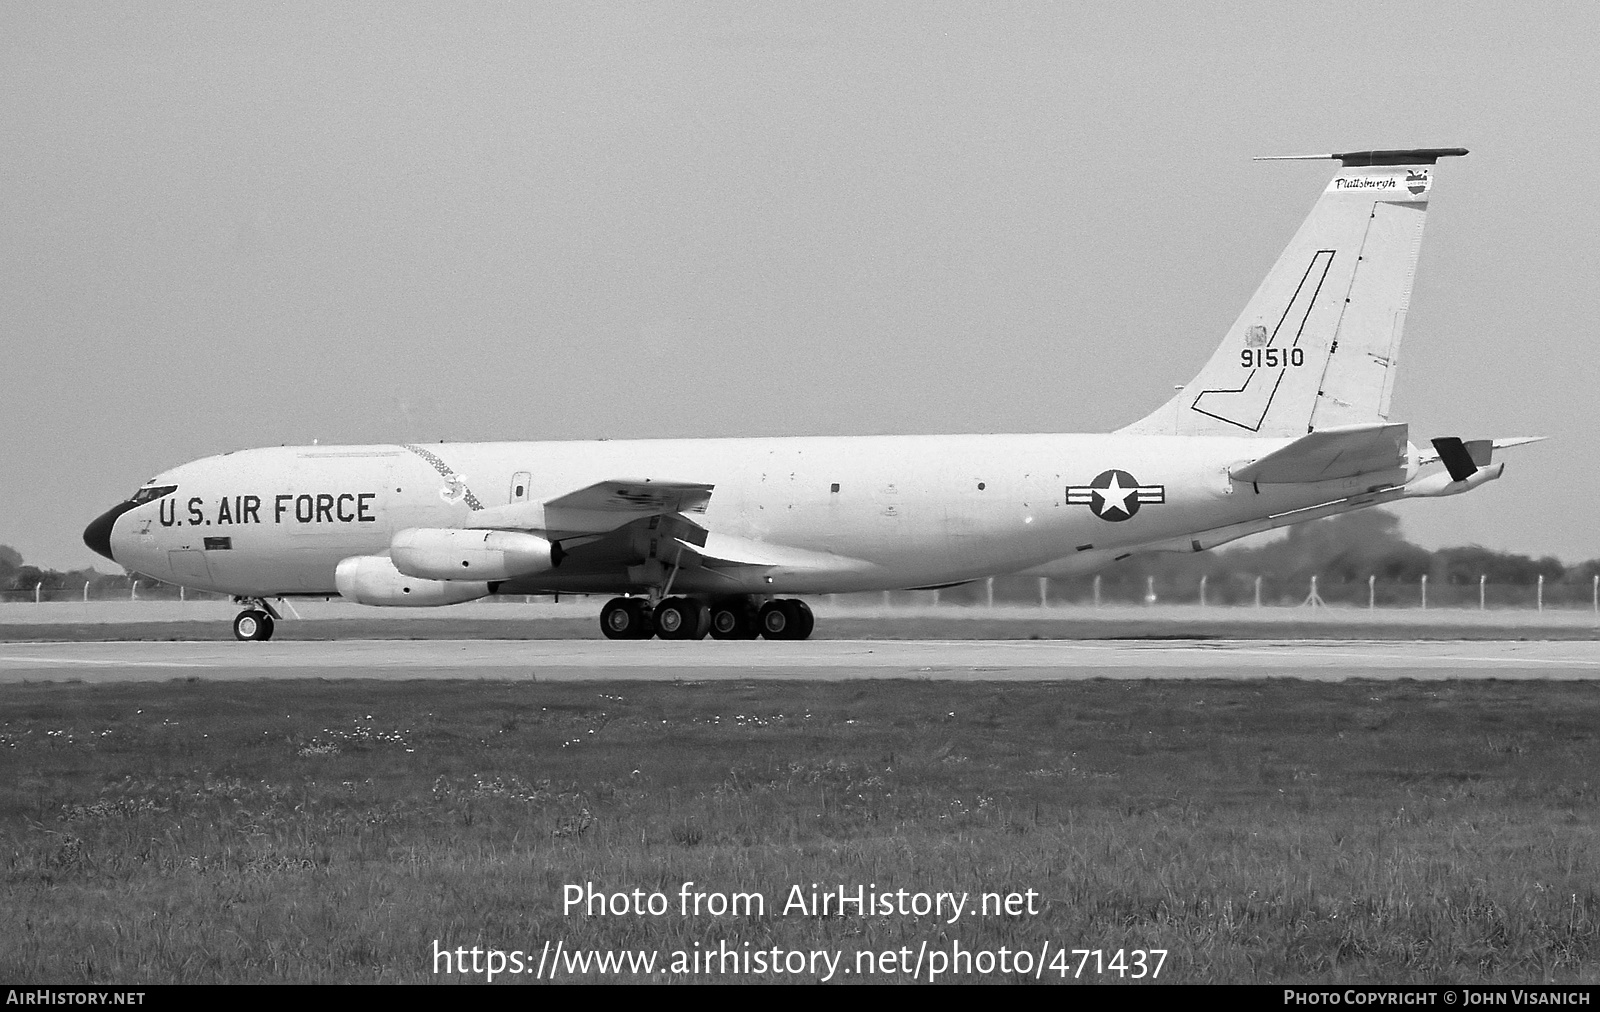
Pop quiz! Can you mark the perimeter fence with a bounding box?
[3,572,1598,613]
[868,572,1600,612]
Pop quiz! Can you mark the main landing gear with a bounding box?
[599,596,813,640]
[231,598,281,642]
[709,599,760,640]
[756,599,814,640]
[600,598,655,639]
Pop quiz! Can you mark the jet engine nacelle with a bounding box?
[389,527,560,582]
[334,555,492,607]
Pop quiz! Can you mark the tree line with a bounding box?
[0,545,204,601]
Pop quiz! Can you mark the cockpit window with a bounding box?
[128,484,178,505]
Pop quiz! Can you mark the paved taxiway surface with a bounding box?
[4,639,1600,682]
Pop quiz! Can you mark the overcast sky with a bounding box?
[4,2,1597,571]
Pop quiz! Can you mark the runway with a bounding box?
[4,638,1600,682]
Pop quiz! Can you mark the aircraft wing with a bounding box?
[1230,422,1408,484]
[674,531,874,573]
[467,479,715,537]
[507,511,875,590]
[466,476,875,581]
[543,479,713,515]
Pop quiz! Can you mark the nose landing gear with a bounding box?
[232,610,274,641]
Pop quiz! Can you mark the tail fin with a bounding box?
[1120,148,1467,437]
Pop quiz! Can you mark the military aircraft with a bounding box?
[84,147,1537,642]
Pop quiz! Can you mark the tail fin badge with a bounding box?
[1406,169,1430,196]
[1067,469,1165,522]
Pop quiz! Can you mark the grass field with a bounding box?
[3,677,1598,983]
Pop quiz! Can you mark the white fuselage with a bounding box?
[86,150,1499,621]
[103,432,1405,598]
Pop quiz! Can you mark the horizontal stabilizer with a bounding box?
[1491,436,1546,452]
[1416,435,1546,474]
[1255,148,1468,166]
[1230,422,1408,484]
[1430,436,1479,482]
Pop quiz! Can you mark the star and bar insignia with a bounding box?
[1066,469,1164,522]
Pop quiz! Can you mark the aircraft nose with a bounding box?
[83,501,135,562]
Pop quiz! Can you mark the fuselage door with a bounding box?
[168,549,213,584]
[510,471,532,503]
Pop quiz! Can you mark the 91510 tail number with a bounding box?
[1241,348,1304,368]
